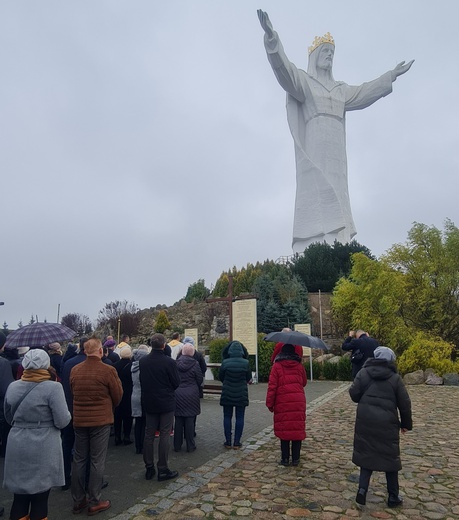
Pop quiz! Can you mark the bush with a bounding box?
[336,356,353,381]
[322,361,338,381]
[257,333,274,382]
[310,360,323,380]
[208,334,274,382]
[208,338,229,380]
[398,333,457,376]
[154,310,171,334]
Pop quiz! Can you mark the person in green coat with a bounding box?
[219,341,252,449]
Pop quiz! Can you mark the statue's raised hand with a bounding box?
[257,9,274,39]
[391,60,415,80]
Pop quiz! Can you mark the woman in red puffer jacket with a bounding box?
[266,343,307,466]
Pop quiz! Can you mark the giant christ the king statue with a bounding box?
[257,10,414,254]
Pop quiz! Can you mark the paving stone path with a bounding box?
[111,385,459,520]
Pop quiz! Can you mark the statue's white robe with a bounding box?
[264,33,393,251]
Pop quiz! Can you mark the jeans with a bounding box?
[223,405,245,445]
[71,425,111,506]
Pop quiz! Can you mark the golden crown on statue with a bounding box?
[308,32,335,55]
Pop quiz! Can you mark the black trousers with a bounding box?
[114,406,133,441]
[174,416,196,451]
[134,415,146,451]
[280,440,301,461]
[359,467,399,495]
[10,489,50,520]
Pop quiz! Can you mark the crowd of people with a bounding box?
[0,326,413,519]
[0,331,209,519]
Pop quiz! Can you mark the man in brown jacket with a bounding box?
[70,337,123,516]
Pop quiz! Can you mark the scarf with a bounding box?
[21,369,51,383]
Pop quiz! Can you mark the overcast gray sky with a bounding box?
[1,0,458,328]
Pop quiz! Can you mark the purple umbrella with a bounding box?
[4,322,77,349]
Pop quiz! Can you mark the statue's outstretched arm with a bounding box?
[257,9,274,39]
[391,60,415,81]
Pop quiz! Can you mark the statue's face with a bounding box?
[316,44,334,70]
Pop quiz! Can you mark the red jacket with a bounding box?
[266,354,307,441]
[270,343,303,364]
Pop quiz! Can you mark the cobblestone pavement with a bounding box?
[0,381,343,518]
[111,385,459,520]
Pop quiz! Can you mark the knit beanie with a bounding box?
[22,349,50,370]
[182,336,195,347]
[374,346,396,362]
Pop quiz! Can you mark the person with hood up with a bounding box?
[174,343,203,452]
[266,344,307,466]
[219,341,252,449]
[349,346,412,509]
[131,345,149,454]
[3,349,71,520]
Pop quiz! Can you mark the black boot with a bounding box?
[157,469,178,482]
[355,488,367,506]
[387,494,403,508]
[145,466,155,480]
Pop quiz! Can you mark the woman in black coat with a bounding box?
[113,346,133,445]
[173,344,203,452]
[349,346,412,509]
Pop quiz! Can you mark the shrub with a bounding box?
[257,333,274,382]
[397,332,456,376]
[154,310,171,334]
[208,334,274,382]
[336,356,353,381]
[310,360,323,380]
[322,361,338,380]
[208,338,229,380]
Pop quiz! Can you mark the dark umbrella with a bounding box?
[264,330,329,350]
[4,322,77,349]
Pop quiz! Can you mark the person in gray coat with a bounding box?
[131,345,149,454]
[349,346,412,509]
[3,349,71,520]
[173,343,203,453]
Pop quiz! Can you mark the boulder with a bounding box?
[424,372,443,385]
[327,355,342,364]
[443,373,459,386]
[403,370,425,385]
[315,353,335,363]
